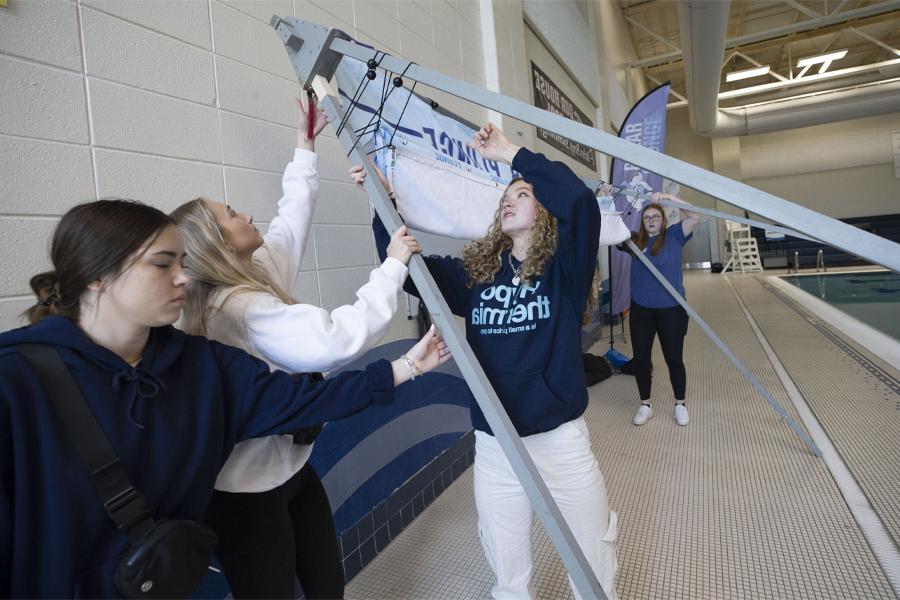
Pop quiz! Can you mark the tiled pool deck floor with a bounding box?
[347,271,899,599]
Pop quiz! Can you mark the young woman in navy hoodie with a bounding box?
[0,199,449,598]
[355,123,618,599]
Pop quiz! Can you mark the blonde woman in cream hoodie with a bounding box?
[171,97,421,599]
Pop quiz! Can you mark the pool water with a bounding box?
[780,271,900,341]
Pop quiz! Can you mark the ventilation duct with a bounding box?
[677,0,900,137]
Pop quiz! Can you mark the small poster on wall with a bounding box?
[530,62,597,171]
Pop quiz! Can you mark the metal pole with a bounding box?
[325,36,900,275]
[608,246,615,350]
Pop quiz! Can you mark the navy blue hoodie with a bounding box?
[0,316,394,597]
[375,148,600,437]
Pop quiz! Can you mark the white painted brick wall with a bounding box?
[82,7,216,105]
[397,1,432,41]
[219,0,292,25]
[354,1,400,53]
[0,57,89,143]
[313,225,376,270]
[215,55,300,127]
[0,0,489,345]
[211,1,296,80]
[83,0,213,49]
[0,218,57,296]
[89,79,222,161]
[293,0,353,33]
[2,136,95,215]
[94,149,226,212]
[0,0,81,70]
[222,166,284,221]
[313,181,370,225]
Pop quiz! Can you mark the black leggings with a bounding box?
[204,463,344,599]
[629,301,688,402]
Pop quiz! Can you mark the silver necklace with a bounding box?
[508,253,522,286]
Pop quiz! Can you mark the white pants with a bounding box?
[474,418,618,600]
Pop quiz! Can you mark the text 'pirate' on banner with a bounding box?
[530,62,597,171]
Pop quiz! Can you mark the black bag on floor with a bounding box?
[582,353,613,386]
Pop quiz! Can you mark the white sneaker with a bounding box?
[633,404,653,426]
[674,403,689,426]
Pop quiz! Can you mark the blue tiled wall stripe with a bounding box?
[340,430,476,581]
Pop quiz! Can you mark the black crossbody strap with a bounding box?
[16,343,156,543]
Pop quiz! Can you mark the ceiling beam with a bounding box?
[848,25,900,56]
[642,9,900,74]
[624,14,680,51]
[628,0,900,68]
[831,0,852,15]
[783,0,823,19]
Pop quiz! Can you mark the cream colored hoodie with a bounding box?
[207,148,408,493]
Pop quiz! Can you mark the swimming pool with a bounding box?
[780,270,900,341]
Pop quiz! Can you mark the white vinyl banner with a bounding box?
[336,58,630,245]
[386,146,506,240]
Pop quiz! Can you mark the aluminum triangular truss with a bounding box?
[270,15,900,599]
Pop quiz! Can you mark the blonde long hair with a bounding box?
[170,198,295,335]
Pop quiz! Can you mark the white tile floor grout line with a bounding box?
[725,274,900,598]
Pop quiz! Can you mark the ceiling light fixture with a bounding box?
[796,49,848,75]
[725,65,771,82]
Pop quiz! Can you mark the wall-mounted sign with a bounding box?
[530,62,597,171]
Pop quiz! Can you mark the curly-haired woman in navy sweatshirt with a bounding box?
[355,123,617,599]
[0,199,449,598]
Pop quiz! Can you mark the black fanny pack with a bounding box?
[114,519,218,598]
[17,344,218,598]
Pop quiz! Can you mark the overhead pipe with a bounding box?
[677,0,900,137]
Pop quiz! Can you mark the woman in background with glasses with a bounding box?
[627,195,699,427]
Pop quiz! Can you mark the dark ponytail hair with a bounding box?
[24,200,174,324]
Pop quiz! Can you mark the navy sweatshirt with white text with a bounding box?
[0,316,395,597]
[374,148,600,437]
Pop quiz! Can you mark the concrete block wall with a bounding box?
[0,0,497,336]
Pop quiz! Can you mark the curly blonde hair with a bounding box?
[461,178,601,324]
[461,178,558,287]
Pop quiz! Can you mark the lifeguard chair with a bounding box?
[722,221,763,274]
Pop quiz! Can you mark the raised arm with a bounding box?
[259,97,329,289]
[652,192,700,237]
[228,248,413,373]
[470,123,600,305]
[468,123,597,224]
